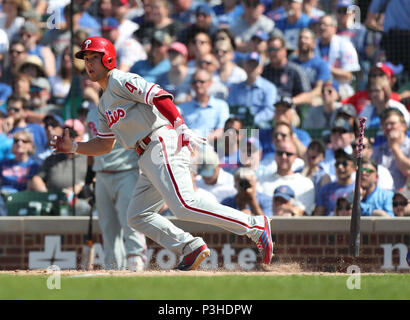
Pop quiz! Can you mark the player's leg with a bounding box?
[140,127,274,264]
[127,170,206,257]
[112,169,147,270]
[145,130,265,238]
[95,173,124,270]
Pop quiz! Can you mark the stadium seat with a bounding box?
[4,191,70,216]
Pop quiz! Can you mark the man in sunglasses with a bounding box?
[258,139,315,215]
[358,157,394,217]
[0,40,28,86]
[272,96,310,156]
[179,68,230,142]
[321,117,355,182]
[351,135,394,191]
[314,148,355,216]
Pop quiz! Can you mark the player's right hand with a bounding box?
[175,124,207,154]
[50,128,74,154]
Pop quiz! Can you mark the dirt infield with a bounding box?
[0,263,388,276]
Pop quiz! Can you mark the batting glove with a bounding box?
[175,123,207,153]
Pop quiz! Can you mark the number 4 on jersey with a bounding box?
[125,82,142,95]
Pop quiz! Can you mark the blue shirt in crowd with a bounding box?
[0,134,14,162]
[212,3,244,27]
[360,186,394,217]
[227,76,278,129]
[275,13,311,50]
[316,181,355,216]
[130,59,171,84]
[369,0,410,32]
[179,96,230,138]
[0,158,40,193]
[292,55,331,89]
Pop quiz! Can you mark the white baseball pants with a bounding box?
[127,126,266,256]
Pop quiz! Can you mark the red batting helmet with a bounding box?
[75,36,116,70]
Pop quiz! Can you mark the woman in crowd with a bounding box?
[0,130,39,194]
[360,76,409,128]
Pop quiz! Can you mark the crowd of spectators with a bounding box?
[0,0,409,218]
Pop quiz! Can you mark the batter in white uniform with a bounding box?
[52,37,274,270]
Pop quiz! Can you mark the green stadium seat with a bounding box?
[305,128,327,140]
[4,191,70,216]
[364,127,379,138]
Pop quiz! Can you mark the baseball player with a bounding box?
[52,36,273,270]
[86,106,147,271]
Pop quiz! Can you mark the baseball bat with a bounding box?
[349,117,367,257]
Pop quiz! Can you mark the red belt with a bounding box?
[136,135,152,156]
[136,125,173,156]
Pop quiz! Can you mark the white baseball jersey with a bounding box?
[97,69,173,149]
[87,106,139,172]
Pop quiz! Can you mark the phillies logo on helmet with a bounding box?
[84,39,92,49]
[105,108,126,128]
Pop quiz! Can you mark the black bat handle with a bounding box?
[349,117,366,257]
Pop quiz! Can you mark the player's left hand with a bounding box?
[175,124,207,154]
[50,128,74,154]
